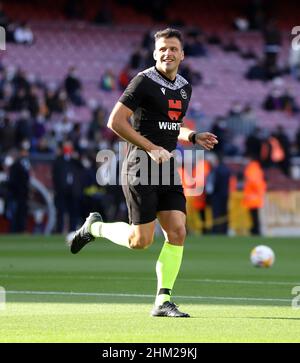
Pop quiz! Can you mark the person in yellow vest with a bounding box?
[260,133,285,172]
[192,158,211,234]
[242,156,267,235]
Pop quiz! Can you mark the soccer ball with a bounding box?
[250,245,275,268]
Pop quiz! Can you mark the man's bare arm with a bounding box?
[178,126,195,142]
[178,126,218,150]
[107,102,172,163]
[107,102,156,152]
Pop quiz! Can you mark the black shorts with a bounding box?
[122,177,186,225]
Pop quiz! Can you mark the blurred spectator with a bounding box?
[129,47,144,70]
[88,104,105,131]
[15,110,32,147]
[88,106,107,140]
[260,132,286,175]
[9,88,27,111]
[226,102,256,136]
[228,101,244,118]
[289,41,300,80]
[185,30,207,57]
[52,114,73,142]
[118,66,131,91]
[0,155,13,227]
[0,116,15,152]
[295,127,300,156]
[12,68,30,93]
[192,157,212,234]
[45,85,66,118]
[263,87,284,111]
[233,17,249,32]
[187,101,205,122]
[6,22,17,43]
[263,19,281,69]
[263,86,299,114]
[0,83,14,110]
[210,116,228,156]
[52,141,82,232]
[205,153,231,234]
[87,104,116,146]
[210,116,238,156]
[222,38,240,53]
[80,154,110,221]
[245,59,267,81]
[246,58,282,81]
[35,136,52,154]
[7,141,31,232]
[281,88,300,114]
[14,22,34,45]
[100,69,116,92]
[69,122,84,152]
[273,125,291,176]
[64,66,85,106]
[242,104,258,125]
[141,30,152,50]
[55,89,68,113]
[27,85,39,117]
[31,114,46,150]
[240,47,257,60]
[144,48,156,68]
[242,155,266,235]
[45,130,58,153]
[245,127,262,160]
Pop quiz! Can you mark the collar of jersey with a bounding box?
[154,67,176,84]
[140,67,189,91]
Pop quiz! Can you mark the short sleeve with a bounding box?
[119,74,146,112]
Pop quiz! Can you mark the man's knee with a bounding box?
[129,234,153,250]
[167,225,186,244]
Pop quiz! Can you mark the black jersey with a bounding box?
[119,66,192,179]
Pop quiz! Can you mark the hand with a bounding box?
[147,146,173,164]
[195,132,218,150]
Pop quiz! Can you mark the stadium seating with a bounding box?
[3,21,300,135]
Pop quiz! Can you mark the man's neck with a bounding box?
[155,66,177,82]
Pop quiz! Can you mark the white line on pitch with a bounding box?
[6,290,291,303]
[1,274,299,286]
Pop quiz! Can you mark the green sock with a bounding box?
[155,241,183,306]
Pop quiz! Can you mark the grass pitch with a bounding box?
[0,234,300,342]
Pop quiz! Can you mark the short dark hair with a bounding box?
[154,28,184,48]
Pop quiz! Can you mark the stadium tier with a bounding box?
[2,22,300,132]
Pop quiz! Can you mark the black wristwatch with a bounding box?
[189,132,197,145]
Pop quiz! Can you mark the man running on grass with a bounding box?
[68,28,218,317]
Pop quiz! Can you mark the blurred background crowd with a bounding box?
[0,0,300,236]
